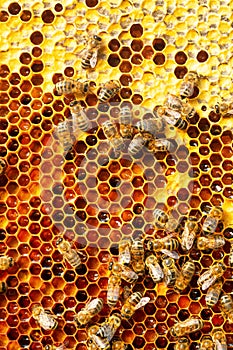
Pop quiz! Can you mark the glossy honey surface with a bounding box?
[0,0,233,349]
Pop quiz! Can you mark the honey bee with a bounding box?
[130,239,145,275]
[161,255,180,287]
[69,100,91,132]
[81,35,102,70]
[0,159,6,175]
[197,262,226,291]
[119,237,131,265]
[32,305,58,330]
[56,237,82,269]
[55,119,74,151]
[0,282,7,293]
[180,217,199,251]
[175,261,195,292]
[135,118,165,135]
[121,292,150,319]
[107,275,121,307]
[197,235,225,250]
[174,337,190,350]
[147,138,175,153]
[128,133,150,156]
[102,120,124,154]
[91,314,121,350]
[119,105,134,139]
[205,279,222,307]
[146,236,179,259]
[220,294,233,323]
[0,255,14,270]
[212,329,228,350]
[55,78,92,95]
[111,340,127,350]
[200,336,215,350]
[74,298,104,325]
[179,71,199,99]
[229,241,233,267]
[145,254,164,283]
[153,208,179,232]
[109,261,138,283]
[98,80,121,102]
[157,106,188,130]
[170,317,204,337]
[202,206,223,235]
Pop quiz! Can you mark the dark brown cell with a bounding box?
[8,2,21,15]
[153,38,166,51]
[131,39,143,51]
[42,10,55,23]
[130,24,143,37]
[174,66,188,79]
[131,54,143,65]
[142,45,154,59]
[30,31,44,45]
[197,50,209,62]
[20,10,32,22]
[86,0,98,7]
[153,53,166,65]
[108,39,120,52]
[108,54,120,67]
[0,10,9,22]
[175,51,187,64]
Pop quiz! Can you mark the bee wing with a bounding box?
[202,276,217,291]
[90,51,98,68]
[86,298,102,312]
[134,297,150,310]
[181,228,195,250]
[148,263,164,280]
[161,249,179,259]
[121,266,138,281]
[197,270,212,285]
[119,246,131,265]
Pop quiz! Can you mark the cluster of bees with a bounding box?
[0,203,231,349]
[54,35,200,157]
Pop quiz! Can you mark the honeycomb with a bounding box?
[0,0,233,349]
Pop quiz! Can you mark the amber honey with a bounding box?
[1,0,233,349]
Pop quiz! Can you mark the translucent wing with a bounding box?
[121,266,138,281]
[148,263,164,281]
[90,51,98,68]
[161,249,179,259]
[86,298,102,312]
[197,270,212,285]
[202,276,218,291]
[119,245,131,265]
[135,297,150,310]
[181,228,195,251]
[215,340,227,350]
[92,334,107,349]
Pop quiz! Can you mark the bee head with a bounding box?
[94,35,102,42]
[56,237,63,246]
[9,257,14,267]
[0,282,6,293]
[108,261,113,270]
[70,100,79,107]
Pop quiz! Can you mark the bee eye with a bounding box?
[94,35,102,41]
[56,238,62,245]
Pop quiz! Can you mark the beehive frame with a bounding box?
[0,0,233,349]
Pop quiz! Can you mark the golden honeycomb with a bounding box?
[0,0,233,349]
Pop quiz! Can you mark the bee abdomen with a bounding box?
[81,52,93,69]
[175,118,188,130]
[0,281,7,293]
[99,89,114,102]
